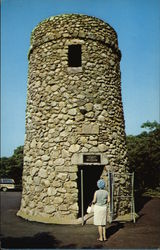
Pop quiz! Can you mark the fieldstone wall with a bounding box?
[17,14,130,224]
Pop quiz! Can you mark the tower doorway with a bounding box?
[77,165,104,218]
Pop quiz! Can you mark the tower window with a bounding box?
[68,45,81,67]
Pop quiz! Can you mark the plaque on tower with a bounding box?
[83,154,101,163]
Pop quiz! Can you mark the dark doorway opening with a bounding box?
[77,165,104,218]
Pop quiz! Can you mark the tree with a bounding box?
[126,121,160,193]
[0,146,24,184]
[141,120,160,131]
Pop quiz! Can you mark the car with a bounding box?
[0,178,15,191]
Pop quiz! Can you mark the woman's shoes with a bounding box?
[97,238,103,242]
[97,238,108,242]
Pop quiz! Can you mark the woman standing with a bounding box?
[92,179,110,242]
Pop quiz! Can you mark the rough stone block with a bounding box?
[81,124,99,135]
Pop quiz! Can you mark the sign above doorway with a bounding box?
[83,154,101,163]
[71,153,108,165]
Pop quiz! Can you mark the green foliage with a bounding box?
[141,120,160,131]
[126,121,160,193]
[0,146,24,184]
[143,187,160,198]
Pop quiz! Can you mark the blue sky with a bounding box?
[1,0,160,157]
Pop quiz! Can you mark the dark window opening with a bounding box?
[68,45,81,67]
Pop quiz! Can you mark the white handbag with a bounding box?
[87,204,94,213]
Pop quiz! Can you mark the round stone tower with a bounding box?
[18,14,131,224]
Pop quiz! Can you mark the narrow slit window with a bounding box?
[68,45,81,67]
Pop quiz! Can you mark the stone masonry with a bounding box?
[17,14,131,224]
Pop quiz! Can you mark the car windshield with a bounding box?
[0,179,15,184]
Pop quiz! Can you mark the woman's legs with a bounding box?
[102,226,107,240]
[98,226,103,241]
[97,226,107,241]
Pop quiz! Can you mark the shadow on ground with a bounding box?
[135,194,151,212]
[0,232,104,249]
[107,222,124,238]
[1,232,60,249]
[1,224,125,249]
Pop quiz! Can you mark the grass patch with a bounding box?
[143,187,160,198]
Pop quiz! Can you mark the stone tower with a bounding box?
[18,14,131,224]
